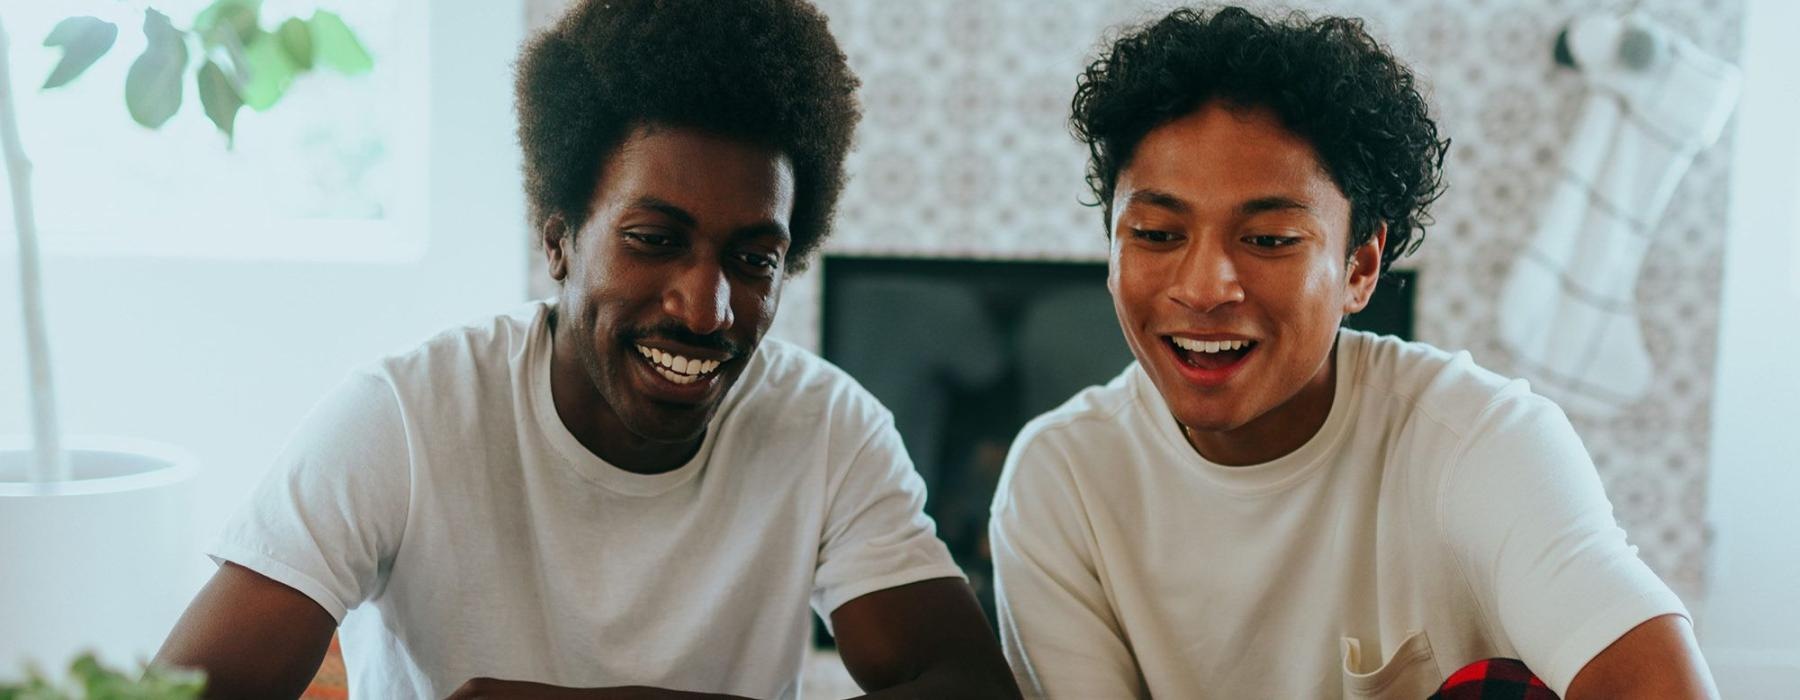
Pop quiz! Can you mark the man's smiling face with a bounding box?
[545,124,795,470]
[1107,101,1383,465]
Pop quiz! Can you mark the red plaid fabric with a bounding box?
[1430,658,1559,699]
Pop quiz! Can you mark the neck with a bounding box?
[1182,343,1338,466]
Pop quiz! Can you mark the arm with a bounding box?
[988,430,1144,699]
[157,371,409,698]
[828,577,1021,699]
[1441,393,1707,696]
[444,578,1018,700]
[1565,614,1719,700]
[443,681,751,700]
[152,563,337,699]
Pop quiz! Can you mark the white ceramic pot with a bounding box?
[0,437,199,674]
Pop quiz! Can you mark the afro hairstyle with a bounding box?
[515,0,861,274]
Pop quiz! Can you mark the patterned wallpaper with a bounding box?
[522,0,1741,604]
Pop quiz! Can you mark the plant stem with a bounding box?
[0,13,71,484]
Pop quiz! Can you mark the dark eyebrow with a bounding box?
[630,195,790,244]
[1125,190,1313,218]
[1124,188,1191,214]
[1238,195,1313,216]
[733,221,791,244]
[627,196,697,227]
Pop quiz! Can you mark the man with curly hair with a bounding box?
[989,6,1715,699]
[153,2,1018,698]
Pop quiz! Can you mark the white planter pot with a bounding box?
[0,437,199,674]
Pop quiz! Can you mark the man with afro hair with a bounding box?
[155,2,1018,698]
[989,6,1715,699]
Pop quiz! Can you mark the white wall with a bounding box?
[1700,0,1800,693]
[0,1,527,604]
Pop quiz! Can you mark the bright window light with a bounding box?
[1,0,428,262]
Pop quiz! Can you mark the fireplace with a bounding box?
[816,255,1415,636]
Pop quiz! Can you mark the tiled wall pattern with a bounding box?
[524,0,1740,604]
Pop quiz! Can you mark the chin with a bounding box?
[622,408,714,445]
[1168,399,1256,435]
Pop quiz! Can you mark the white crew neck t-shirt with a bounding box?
[990,329,1685,699]
[210,300,963,699]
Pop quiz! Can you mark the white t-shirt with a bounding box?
[210,301,963,699]
[989,329,1685,699]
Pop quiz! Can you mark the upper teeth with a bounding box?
[636,344,724,384]
[1172,338,1251,353]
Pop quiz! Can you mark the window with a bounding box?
[2,0,428,262]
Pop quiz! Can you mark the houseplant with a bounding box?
[0,653,203,699]
[1,1,368,678]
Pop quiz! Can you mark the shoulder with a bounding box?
[994,366,1139,513]
[1342,334,1598,530]
[724,336,895,438]
[1016,365,1139,457]
[367,301,547,398]
[1345,330,1550,443]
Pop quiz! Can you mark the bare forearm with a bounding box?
[850,663,1020,700]
[445,679,755,699]
[1565,614,1718,700]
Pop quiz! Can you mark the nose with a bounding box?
[664,260,735,335]
[1168,239,1245,313]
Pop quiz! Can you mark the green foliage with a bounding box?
[124,10,187,129]
[41,16,117,89]
[0,653,204,700]
[238,30,295,111]
[196,60,241,144]
[308,11,370,75]
[38,1,373,145]
[277,17,313,70]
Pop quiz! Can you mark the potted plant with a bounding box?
[0,653,203,699]
[0,1,368,677]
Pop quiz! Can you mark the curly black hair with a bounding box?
[1072,6,1449,273]
[515,0,860,274]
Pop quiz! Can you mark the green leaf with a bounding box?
[277,17,314,70]
[193,0,263,48]
[125,9,189,128]
[41,16,118,89]
[198,60,242,143]
[309,11,371,75]
[70,652,132,697]
[239,34,295,110]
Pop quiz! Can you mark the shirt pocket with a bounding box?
[1340,629,1440,699]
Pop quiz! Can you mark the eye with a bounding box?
[624,230,680,250]
[736,251,779,273]
[1244,234,1301,248]
[1130,228,1179,244]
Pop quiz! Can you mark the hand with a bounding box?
[445,678,751,700]
[446,678,598,699]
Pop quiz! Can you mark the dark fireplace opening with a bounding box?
[814,255,1415,643]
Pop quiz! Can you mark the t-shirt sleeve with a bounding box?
[1440,393,1688,696]
[207,370,412,623]
[810,411,965,625]
[989,425,1146,700]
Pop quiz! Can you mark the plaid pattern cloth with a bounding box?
[1497,12,1738,417]
[1431,658,1559,700]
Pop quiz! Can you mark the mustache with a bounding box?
[624,322,741,356]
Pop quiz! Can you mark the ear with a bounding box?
[1343,222,1386,315]
[542,214,571,283]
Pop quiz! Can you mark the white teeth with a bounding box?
[1172,338,1252,353]
[653,365,699,385]
[634,344,728,381]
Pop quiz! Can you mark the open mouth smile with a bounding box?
[1165,336,1258,387]
[635,344,727,386]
